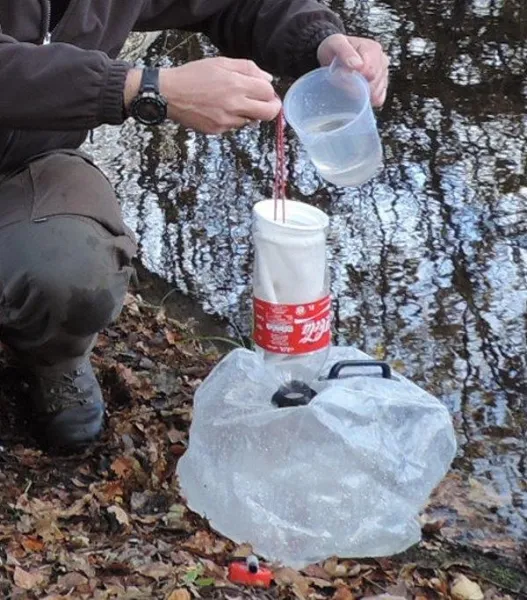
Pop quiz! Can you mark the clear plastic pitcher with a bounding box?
[283,59,383,187]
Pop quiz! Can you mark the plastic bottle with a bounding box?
[252,199,331,386]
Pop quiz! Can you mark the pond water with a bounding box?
[88,0,527,557]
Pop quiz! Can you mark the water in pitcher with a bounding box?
[304,113,383,187]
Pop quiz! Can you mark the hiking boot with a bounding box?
[29,358,104,449]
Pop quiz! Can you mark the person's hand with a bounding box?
[159,57,281,134]
[317,34,390,107]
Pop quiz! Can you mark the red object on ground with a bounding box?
[228,561,273,588]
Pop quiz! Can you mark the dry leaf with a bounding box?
[184,530,227,555]
[471,537,519,553]
[137,562,173,581]
[14,493,31,512]
[125,299,141,315]
[167,428,186,444]
[451,575,484,600]
[35,516,63,543]
[324,557,340,577]
[347,563,362,578]
[164,504,188,530]
[16,513,34,534]
[13,565,44,590]
[167,590,191,600]
[21,536,45,553]
[57,553,96,580]
[362,596,407,600]
[333,587,354,600]
[274,567,311,597]
[60,494,93,519]
[310,576,335,589]
[108,505,130,527]
[166,329,180,345]
[428,576,449,596]
[116,364,142,388]
[57,572,89,590]
[202,558,227,580]
[70,535,90,549]
[468,478,505,509]
[334,564,348,577]
[419,513,446,535]
[71,477,87,488]
[95,481,124,503]
[232,543,253,558]
[111,455,137,479]
[385,579,412,598]
[302,564,331,581]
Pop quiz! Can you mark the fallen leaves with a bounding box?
[94,480,124,503]
[166,329,181,345]
[111,455,138,479]
[164,503,190,530]
[275,567,314,598]
[0,293,519,600]
[34,515,64,543]
[20,536,45,553]
[180,563,216,588]
[115,363,143,389]
[420,513,446,535]
[166,589,191,600]
[451,574,484,600]
[107,504,130,528]
[232,543,254,558]
[362,596,406,600]
[467,477,506,510]
[324,557,351,578]
[136,562,173,581]
[303,563,332,581]
[56,571,89,592]
[183,530,228,555]
[333,586,355,600]
[13,565,45,590]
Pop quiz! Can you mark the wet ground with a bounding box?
[87,0,526,557]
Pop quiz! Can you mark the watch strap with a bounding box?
[139,67,160,94]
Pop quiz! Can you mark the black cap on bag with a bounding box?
[271,380,317,408]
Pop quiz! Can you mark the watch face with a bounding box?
[134,96,167,125]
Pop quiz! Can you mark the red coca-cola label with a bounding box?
[253,296,332,354]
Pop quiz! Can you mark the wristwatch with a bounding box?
[130,67,168,126]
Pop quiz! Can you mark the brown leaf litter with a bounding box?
[0,293,525,599]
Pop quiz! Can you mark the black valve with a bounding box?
[271,380,317,408]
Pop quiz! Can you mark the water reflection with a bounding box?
[88,0,526,552]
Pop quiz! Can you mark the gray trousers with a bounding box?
[0,150,137,368]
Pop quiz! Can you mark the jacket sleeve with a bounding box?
[0,32,130,130]
[135,0,345,77]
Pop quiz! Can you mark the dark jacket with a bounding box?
[0,0,344,172]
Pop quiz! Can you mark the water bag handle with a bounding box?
[327,360,392,380]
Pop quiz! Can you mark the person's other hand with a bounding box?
[159,57,281,134]
[317,34,390,107]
